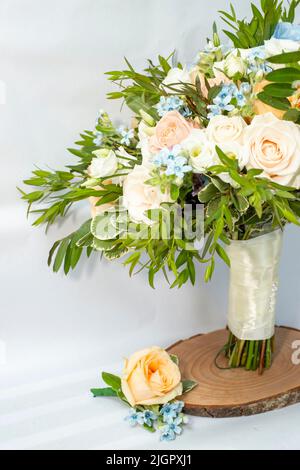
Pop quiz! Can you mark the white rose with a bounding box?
[122,165,171,224]
[181,129,218,172]
[223,51,247,78]
[264,38,300,57]
[244,113,300,187]
[207,115,247,145]
[88,149,118,178]
[161,67,191,92]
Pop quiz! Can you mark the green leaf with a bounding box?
[268,51,300,64]
[90,387,117,397]
[263,83,294,98]
[257,92,291,110]
[216,244,231,267]
[170,184,180,201]
[198,183,219,203]
[102,372,121,391]
[170,354,179,366]
[283,108,300,123]
[53,239,70,273]
[143,423,156,433]
[182,380,198,394]
[266,67,300,83]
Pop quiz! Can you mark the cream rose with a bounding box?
[121,346,182,407]
[122,165,171,224]
[161,67,191,92]
[207,115,247,145]
[88,149,118,178]
[244,113,300,186]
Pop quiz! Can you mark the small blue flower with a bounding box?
[170,401,184,413]
[240,82,251,95]
[93,130,103,146]
[273,22,300,41]
[180,105,192,118]
[160,403,178,423]
[156,96,180,116]
[234,90,246,107]
[160,418,183,441]
[119,127,134,146]
[153,145,182,168]
[207,104,222,120]
[166,156,192,179]
[141,410,157,427]
[160,427,176,441]
[125,408,144,427]
[156,96,190,117]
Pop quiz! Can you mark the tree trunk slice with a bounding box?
[167,326,300,418]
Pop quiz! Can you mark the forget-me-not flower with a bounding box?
[160,418,183,441]
[141,410,157,427]
[119,127,134,146]
[125,409,144,427]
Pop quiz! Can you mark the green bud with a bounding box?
[139,109,155,126]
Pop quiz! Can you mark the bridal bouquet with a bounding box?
[21,0,300,372]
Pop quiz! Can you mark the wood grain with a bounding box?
[167,326,300,417]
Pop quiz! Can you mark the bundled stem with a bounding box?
[224,330,274,373]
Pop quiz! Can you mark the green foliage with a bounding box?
[219,0,299,48]
[106,55,174,118]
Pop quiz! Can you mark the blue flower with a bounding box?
[273,22,300,41]
[170,401,184,413]
[156,96,183,116]
[141,410,157,427]
[207,104,222,120]
[156,96,191,118]
[240,82,251,95]
[180,105,192,118]
[93,130,103,146]
[160,403,178,423]
[125,409,144,427]
[119,127,134,146]
[160,418,183,441]
[166,156,192,179]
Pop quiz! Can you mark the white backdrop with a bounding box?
[1,0,300,450]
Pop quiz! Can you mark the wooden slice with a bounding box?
[167,326,300,418]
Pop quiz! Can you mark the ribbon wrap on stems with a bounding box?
[227,230,283,341]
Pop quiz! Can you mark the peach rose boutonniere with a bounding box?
[91,347,197,441]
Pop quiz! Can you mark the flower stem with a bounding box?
[223,330,274,373]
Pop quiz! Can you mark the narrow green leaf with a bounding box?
[90,388,117,397]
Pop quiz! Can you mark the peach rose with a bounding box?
[253,80,286,120]
[149,111,192,153]
[245,113,300,186]
[121,347,182,407]
[122,165,172,224]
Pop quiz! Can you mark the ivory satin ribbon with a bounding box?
[227,230,283,340]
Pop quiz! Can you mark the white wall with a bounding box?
[1,0,300,386]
